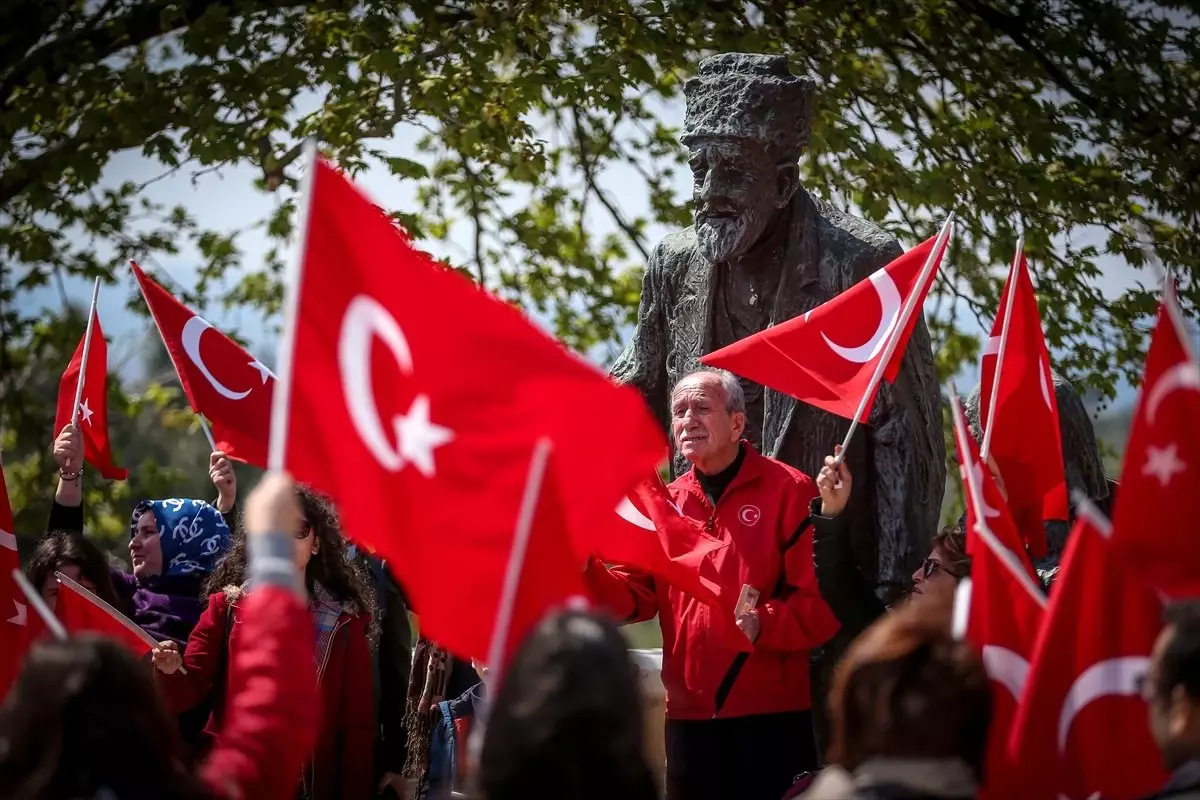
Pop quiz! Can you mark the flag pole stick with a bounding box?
[268,138,319,473]
[466,437,553,783]
[197,414,217,451]
[12,569,67,640]
[980,236,1024,462]
[833,212,956,468]
[70,278,102,428]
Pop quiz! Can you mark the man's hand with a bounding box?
[817,445,852,517]
[152,641,183,675]
[244,472,302,538]
[209,450,237,513]
[53,424,83,475]
[736,608,761,644]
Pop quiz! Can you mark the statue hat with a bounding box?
[680,53,816,157]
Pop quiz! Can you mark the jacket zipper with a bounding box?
[693,490,741,719]
[306,616,348,798]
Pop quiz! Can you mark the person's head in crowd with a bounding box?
[128,498,231,580]
[26,530,121,611]
[478,609,657,800]
[0,634,212,800]
[827,581,992,786]
[1144,599,1200,771]
[205,486,374,612]
[671,369,746,474]
[911,525,971,596]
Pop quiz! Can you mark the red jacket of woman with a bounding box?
[159,587,375,800]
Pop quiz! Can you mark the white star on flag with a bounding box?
[79,397,94,425]
[248,359,274,384]
[395,394,454,478]
[1143,442,1186,487]
[7,599,26,626]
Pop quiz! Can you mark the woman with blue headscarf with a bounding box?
[48,423,235,645]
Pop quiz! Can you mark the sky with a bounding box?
[23,93,1160,409]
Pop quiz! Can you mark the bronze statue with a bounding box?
[613,53,946,597]
[964,370,1117,587]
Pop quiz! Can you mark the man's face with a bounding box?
[1145,624,1199,770]
[690,139,791,264]
[671,374,744,469]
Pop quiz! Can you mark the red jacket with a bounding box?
[587,445,840,720]
[160,588,375,800]
[200,585,320,799]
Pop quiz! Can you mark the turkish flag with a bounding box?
[55,572,154,657]
[701,227,950,423]
[55,310,126,480]
[1109,284,1200,598]
[951,395,1047,798]
[275,158,666,663]
[594,477,728,609]
[132,262,274,467]
[0,454,28,699]
[1007,505,1166,799]
[953,399,1038,582]
[978,250,1067,558]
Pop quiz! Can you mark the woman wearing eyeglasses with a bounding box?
[152,485,379,800]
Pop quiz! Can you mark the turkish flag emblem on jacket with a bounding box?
[978,250,1067,558]
[273,158,667,662]
[55,310,126,480]
[132,262,274,467]
[701,231,949,422]
[1109,283,1200,598]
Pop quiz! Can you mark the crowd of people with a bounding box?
[0,367,1197,800]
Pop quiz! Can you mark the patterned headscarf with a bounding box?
[130,498,231,577]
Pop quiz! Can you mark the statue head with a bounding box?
[681,53,816,265]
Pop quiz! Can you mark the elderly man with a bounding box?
[613,53,945,600]
[586,369,847,800]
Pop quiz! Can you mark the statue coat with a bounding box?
[612,189,946,588]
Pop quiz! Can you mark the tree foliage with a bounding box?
[2,0,1195,547]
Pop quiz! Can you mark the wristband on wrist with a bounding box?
[59,467,83,482]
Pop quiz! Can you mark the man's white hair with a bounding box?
[675,369,746,414]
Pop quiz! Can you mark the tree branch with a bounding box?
[570,106,650,261]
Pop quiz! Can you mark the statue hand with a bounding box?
[818,445,852,517]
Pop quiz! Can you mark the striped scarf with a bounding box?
[310,583,343,670]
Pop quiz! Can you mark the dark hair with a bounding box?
[1159,600,1200,702]
[204,485,377,640]
[478,609,657,800]
[0,635,213,800]
[26,531,123,610]
[828,582,992,781]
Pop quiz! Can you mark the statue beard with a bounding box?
[695,209,769,265]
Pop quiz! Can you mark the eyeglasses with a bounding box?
[920,557,960,580]
[295,521,313,540]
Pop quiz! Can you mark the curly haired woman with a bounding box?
[153,485,379,800]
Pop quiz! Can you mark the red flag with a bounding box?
[979,249,1067,557]
[1109,284,1200,598]
[273,158,666,662]
[953,401,1038,582]
[952,393,1047,798]
[0,454,28,698]
[701,227,950,423]
[595,478,728,609]
[132,262,274,467]
[1007,504,1166,799]
[55,571,154,657]
[55,309,126,480]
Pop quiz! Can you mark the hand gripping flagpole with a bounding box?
[833,212,956,468]
[980,236,1025,462]
[70,277,102,428]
